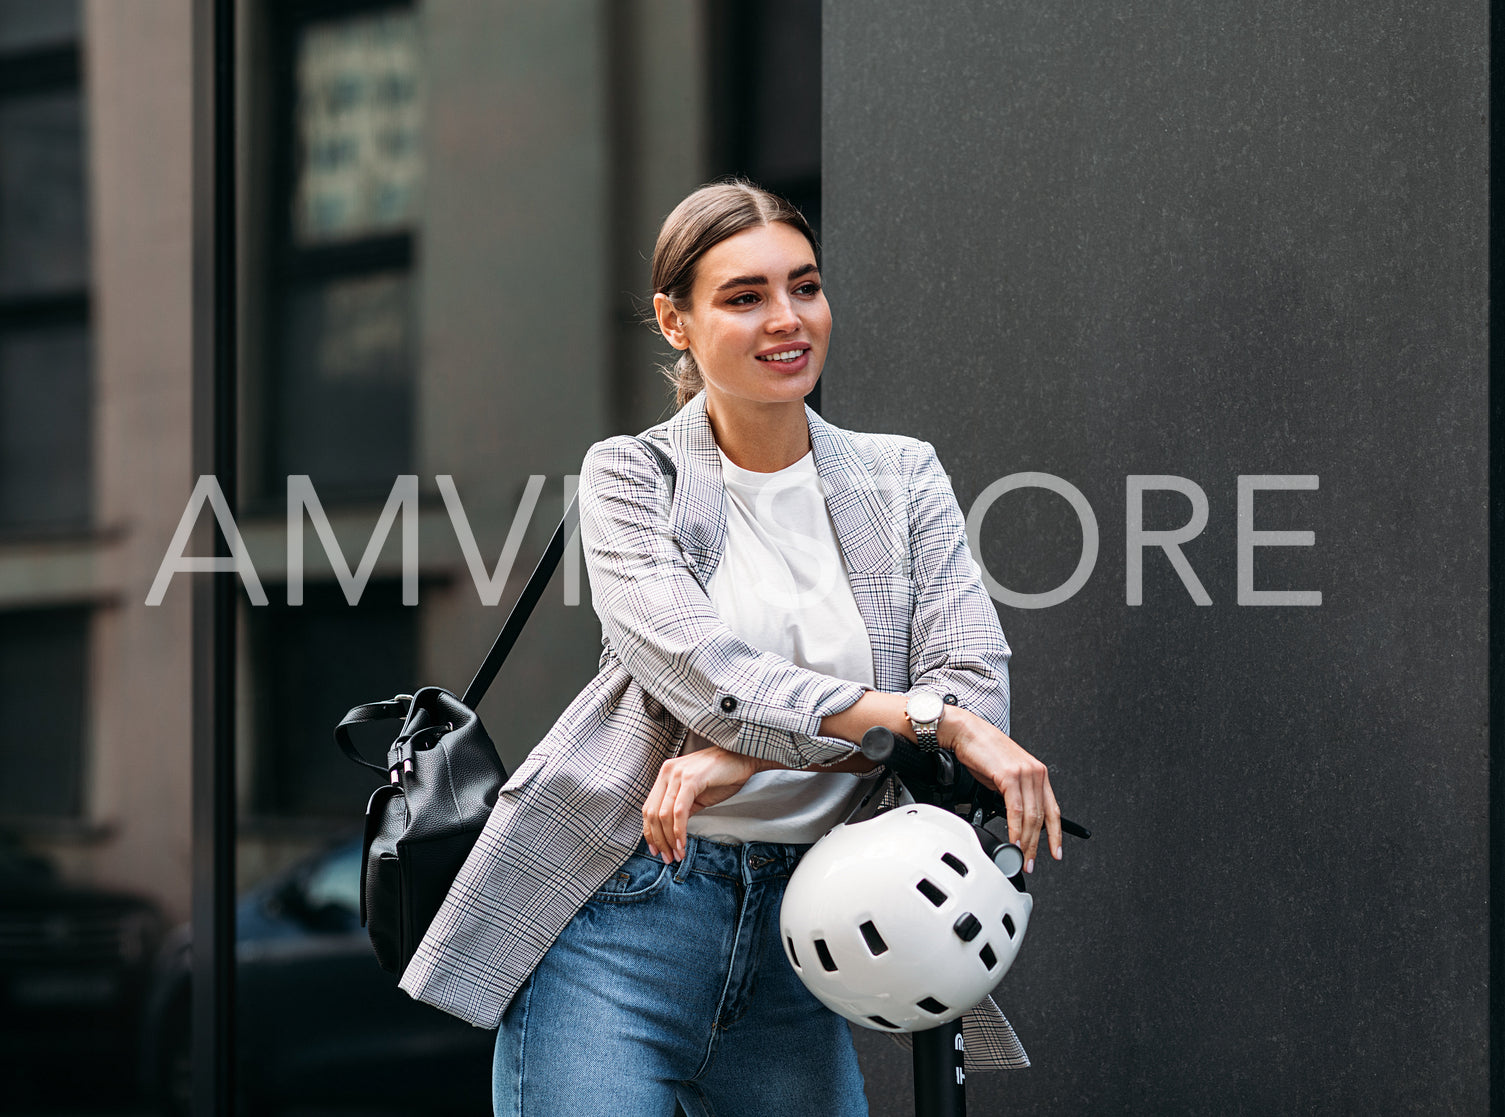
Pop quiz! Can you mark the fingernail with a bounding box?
[1025,858,1035,874]
[1054,845,1063,860]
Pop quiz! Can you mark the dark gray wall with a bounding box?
[825,3,1489,1113]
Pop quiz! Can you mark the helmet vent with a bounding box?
[941,852,969,876]
[868,1015,899,1030]
[859,920,889,955]
[917,997,949,1014]
[1003,913,1017,939]
[786,937,801,970]
[815,938,839,972]
[916,878,948,907]
[979,943,998,970]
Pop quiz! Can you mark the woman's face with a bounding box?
[661,221,831,410]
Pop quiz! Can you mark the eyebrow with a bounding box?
[714,263,820,293]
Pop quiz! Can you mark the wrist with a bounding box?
[936,704,976,752]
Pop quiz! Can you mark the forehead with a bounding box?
[693,222,816,289]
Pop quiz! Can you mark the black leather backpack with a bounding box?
[333,437,674,976]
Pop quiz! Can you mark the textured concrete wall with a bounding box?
[824,3,1489,1112]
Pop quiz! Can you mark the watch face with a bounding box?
[908,690,944,724]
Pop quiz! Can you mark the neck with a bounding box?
[703,394,812,472]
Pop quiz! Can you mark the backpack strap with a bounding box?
[460,436,675,708]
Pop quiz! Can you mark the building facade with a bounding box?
[1,0,820,921]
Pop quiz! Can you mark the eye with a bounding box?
[727,292,760,306]
[795,281,822,296]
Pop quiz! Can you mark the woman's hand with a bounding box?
[944,708,1062,872]
[642,741,765,863]
[818,689,1062,871]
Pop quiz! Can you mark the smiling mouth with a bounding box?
[756,348,808,363]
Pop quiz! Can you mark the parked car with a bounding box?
[139,837,491,1116]
[0,832,165,1108]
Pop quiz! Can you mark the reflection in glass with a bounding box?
[273,270,414,494]
[248,581,416,819]
[293,9,423,244]
[1,827,165,1107]
[0,90,90,297]
[0,323,91,530]
[138,837,491,1115]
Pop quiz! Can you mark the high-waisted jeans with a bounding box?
[492,834,868,1116]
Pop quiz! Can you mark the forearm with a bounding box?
[817,689,909,747]
[816,688,990,756]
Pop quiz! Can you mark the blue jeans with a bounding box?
[492,835,868,1116]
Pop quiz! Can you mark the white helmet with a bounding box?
[780,803,1033,1032]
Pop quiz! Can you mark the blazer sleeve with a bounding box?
[578,436,867,769]
[905,441,1012,732]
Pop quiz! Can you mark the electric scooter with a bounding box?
[857,725,1090,1117]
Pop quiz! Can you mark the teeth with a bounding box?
[757,349,805,362]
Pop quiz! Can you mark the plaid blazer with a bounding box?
[398,393,1029,1070]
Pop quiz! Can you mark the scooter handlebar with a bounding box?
[859,726,1092,842]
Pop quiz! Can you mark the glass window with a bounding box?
[0,608,88,819]
[293,9,423,245]
[711,0,821,221]
[262,1,420,501]
[247,581,416,820]
[0,0,79,54]
[0,16,90,535]
[0,323,91,528]
[272,270,414,495]
[0,90,90,297]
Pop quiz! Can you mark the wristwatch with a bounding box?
[905,689,946,751]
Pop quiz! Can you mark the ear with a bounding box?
[653,292,691,351]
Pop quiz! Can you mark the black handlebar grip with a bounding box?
[860,726,946,788]
[859,725,897,764]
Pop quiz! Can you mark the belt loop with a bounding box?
[673,836,696,883]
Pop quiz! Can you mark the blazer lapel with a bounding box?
[808,407,912,693]
[808,405,905,577]
[663,393,728,588]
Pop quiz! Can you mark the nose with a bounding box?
[765,290,800,333]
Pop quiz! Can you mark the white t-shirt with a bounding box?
[686,447,881,844]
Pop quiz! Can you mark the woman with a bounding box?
[398,181,1062,1116]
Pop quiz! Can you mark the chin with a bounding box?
[771,372,821,401]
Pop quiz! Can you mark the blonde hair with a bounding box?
[650,179,820,409]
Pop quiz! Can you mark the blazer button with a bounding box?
[720,696,738,713]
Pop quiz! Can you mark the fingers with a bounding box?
[641,765,671,861]
[1018,765,1042,872]
[653,766,688,864]
[668,775,696,862]
[1004,781,1024,853]
[1043,776,1063,862]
